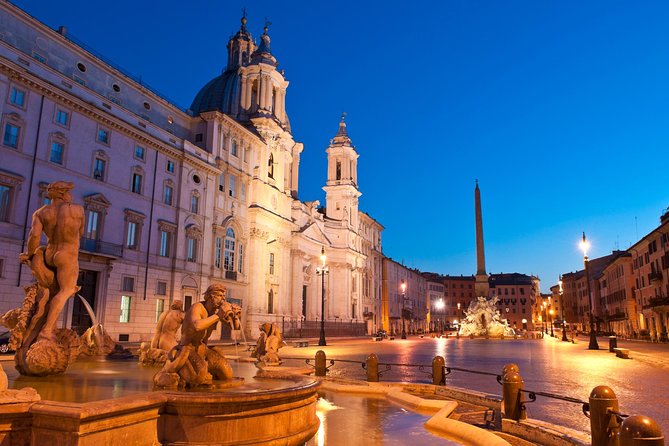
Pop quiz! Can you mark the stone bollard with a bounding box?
[501,334,505,340]
[315,350,327,377]
[366,353,379,382]
[432,356,445,386]
[456,332,460,339]
[502,369,526,421]
[589,386,620,446]
[609,336,618,353]
[620,415,664,446]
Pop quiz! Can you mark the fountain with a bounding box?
[458,296,515,337]
[0,181,320,446]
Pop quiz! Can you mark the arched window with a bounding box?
[268,153,274,179]
[268,289,274,314]
[224,228,236,271]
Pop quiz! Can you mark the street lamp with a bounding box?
[559,276,568,342]
[549,309,555,337]
[580,232,599,350]
[435,298,445,334]
[317,246,329,347]
[400,280,407,339]
[542,302,547,334]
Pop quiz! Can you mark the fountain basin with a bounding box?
[2,361,320,446]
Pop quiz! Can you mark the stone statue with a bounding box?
[458,296,515,337]
[1,181,84,376]
[0,363,40,404]
[79,324,117,356]
[139,300,184,366]
[251,323,283,365]
[153,284,241,388]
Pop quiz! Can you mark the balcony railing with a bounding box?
[644,296,669,310]
[649,271,663,282]
[80,237,123,257]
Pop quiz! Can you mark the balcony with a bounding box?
[225,270,238,281]
[649,271,663,282]
[643,297,669,310]
[80,237,123,257]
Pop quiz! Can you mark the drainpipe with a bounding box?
[142,148,159,300]
[17,94,45,287]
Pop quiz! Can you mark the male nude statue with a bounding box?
[150,300,184,351]
[18,181,84,342]
[156,284,236,386]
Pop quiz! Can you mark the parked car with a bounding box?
[0,331,13,354]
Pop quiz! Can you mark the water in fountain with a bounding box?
[458,296,515,336]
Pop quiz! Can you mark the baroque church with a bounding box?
[0,4,383,341]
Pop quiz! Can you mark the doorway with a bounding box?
[72,270,98,335]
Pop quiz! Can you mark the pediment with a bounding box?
[297,222,331,245]
[83,193,111,207]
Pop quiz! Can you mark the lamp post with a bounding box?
[559,276,569,342]
[317,247,329,347]
[580,232,599,350]
[542,302,547,334]
[435,298,445,334]
[400,280,407,339]
[549,309,555,337]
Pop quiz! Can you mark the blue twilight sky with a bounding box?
[15,0,669,291]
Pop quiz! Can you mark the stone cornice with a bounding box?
[0,59,219,176]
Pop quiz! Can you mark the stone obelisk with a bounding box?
[474,180,489,297]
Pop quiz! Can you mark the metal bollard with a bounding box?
[315,350,326,377]
[620,415,664,446]
[432,356,445,386]
[366,353,379,382]
[609,336,618,353]
[502,363,519,377]
[502,370,526,421]
[589,386,620,446]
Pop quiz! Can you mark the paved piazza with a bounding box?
[280,335,669,434]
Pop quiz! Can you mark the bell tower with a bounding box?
[323,115,361,228]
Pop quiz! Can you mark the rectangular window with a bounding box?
[32,52,46,63]
[156,281,167,295]
[166,160,175,173]
[231,140,238,157]
[97,128,109,144]
[229,174,236,197]
[336,161,341,180]
[238,244,243,273]
[49,142,64,164]
[163,185,173,205]
[55,109,69,127]
[159,230,171,257]
[156,299,165,322]
[187,238,197,262]
[122,276,135,292]
[134,146,145,160]
[218,174,225,192]
[131,173,142,194]
[215,237,222,269]
[126,221,138,249]
[3,123,20,148]
[85,210,100,240]
[93,158,106,180]
[10,87,26,107]
[120,296,131,323]
[0,185,10,222]
[190,195,199,213]
[269,252,275,275]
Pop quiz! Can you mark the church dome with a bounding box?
[190,70,240,116]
